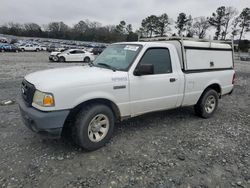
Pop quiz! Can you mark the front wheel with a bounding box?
[52,56,59,62]
[72,104,115,151]
[58,56,65,62]
[194,89,219,118]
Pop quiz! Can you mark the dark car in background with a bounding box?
[0,44,20,52]
[91,46,106,55]
[47,45,57,52]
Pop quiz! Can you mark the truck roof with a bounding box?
[117,41,231,49]
[182,41,231,49]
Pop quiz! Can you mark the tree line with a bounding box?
[0,6,249,43]
[0,20,138,43]
[138,7,249,41]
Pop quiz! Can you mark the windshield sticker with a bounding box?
[124,45,139,52]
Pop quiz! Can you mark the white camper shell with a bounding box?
[144,38,234,71]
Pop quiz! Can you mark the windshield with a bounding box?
[93,44,142,71]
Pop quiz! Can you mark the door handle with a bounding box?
[170,78,177,82]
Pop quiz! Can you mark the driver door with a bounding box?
[129,47,181,116]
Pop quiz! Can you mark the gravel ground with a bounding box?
[0,52,249,188]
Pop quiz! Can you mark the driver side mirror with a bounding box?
[134,64,154,76]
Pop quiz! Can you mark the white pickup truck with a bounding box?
[20,44,41,52]
[19,38,235,150]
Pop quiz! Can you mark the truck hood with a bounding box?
[25,66,128,92]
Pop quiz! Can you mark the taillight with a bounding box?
[232,73,236,84]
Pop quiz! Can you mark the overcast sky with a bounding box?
[0,0,249,33]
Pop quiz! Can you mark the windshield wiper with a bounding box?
[97,63,116,71]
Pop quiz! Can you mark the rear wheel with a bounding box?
[1,49,4,52]
[21,48,25,52]
[194,89,219,118]
[72,104,115,151]
[84,57,90,63]
[36,48,40,52]
[59,56,65,62]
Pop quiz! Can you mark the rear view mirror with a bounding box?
[134,64,154,76]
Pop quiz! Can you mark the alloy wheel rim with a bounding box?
[205,95,216,113]
[87,114,109,142]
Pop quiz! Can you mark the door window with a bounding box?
[75,50,84,54]
[139,48,172,74]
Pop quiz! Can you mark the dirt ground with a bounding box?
[0,52,249,188]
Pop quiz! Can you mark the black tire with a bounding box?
[58,56,65,62]
[36,48,40,52]
[21,48,25,52]
[84,57,90,63]
[72,104,115,151]
[194,89,219,118]
[52,56,59,62]
[1,49,4,52]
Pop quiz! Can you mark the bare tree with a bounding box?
[46,22,70,39]
[175,13,190,36]
[126,24,133,34]
[141,15,159,38]
[238,7,250,40]
[193,17,210,39]
[221,7,238,40]
[155,13,171,37]
[231,17,240,39]
[24,23,42,37]
[209,6,226,40]
[73,21,88,33]
[186,15,195,37]
[115,21,126,34]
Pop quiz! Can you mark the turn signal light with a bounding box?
[43,95,54,106]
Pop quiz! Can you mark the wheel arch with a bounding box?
[64,98,121,126]
[84,56,91,61]
[197,83,222,103]
[59,55,66,61]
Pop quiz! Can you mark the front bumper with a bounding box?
[49,55,58,62]
[19,100,70,138]
[49,55,53,61]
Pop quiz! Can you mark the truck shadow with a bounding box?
[54,106,198,152]
[113,106,197,135]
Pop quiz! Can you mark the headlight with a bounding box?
[32,90,55,107]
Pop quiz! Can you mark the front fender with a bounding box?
[73,91,118,109]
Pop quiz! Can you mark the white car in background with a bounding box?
[57,49,95,62]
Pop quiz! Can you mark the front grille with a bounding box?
[21,79,36,106]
